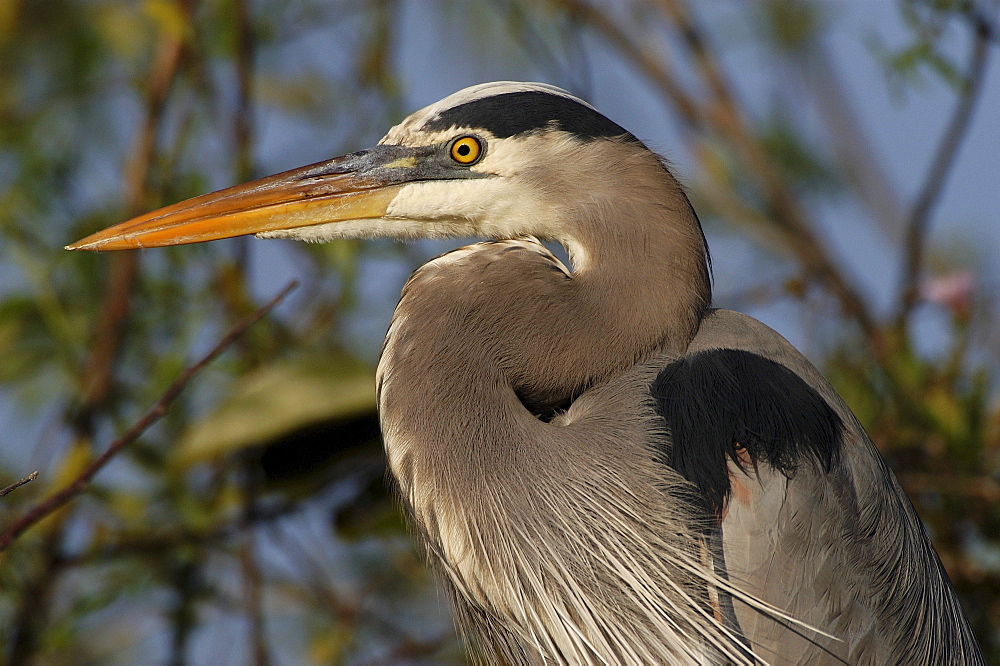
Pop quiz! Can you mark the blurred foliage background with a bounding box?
[0,0,998,663]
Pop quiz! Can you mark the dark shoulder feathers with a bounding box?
[651,348,844,518]
[422,91,640,143]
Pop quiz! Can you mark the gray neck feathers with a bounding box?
[565,147,711,358]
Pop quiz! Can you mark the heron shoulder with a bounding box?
[651,345,844,518]
[648,308,859,518]
[660,309,983,663]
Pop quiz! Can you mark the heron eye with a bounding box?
[450,136,483,165]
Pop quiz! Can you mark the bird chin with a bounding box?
[256,217,481,243]
[254,217,415,242]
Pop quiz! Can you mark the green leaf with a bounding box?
[171,355,376,467]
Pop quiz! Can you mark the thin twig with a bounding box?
[895,12,991,328]
[239,455,271,666]
[0,471,39,498]
[75,0,198,434]
[231,0,257,278]
[241,533,271,666]
[811,46,908,240]
[233,5,269,657]
[234,0,256,186]
[0,282,297,552]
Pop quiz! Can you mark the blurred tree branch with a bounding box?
[895,9,993,329]
[0,282,296,553]
[74,0,199,435]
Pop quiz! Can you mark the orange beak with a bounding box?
[66,149,411,251]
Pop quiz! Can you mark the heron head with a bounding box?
[67,82,655,256]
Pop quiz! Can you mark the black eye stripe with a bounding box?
[423,91,640,144]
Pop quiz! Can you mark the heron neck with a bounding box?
[567,211,710,355]
[559,157,712,359]
[380,183,710,420]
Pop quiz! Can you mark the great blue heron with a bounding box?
[69,82,982,664]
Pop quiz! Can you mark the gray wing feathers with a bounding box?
[694,310,982,664]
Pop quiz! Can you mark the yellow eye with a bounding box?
[450,136,483,164]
